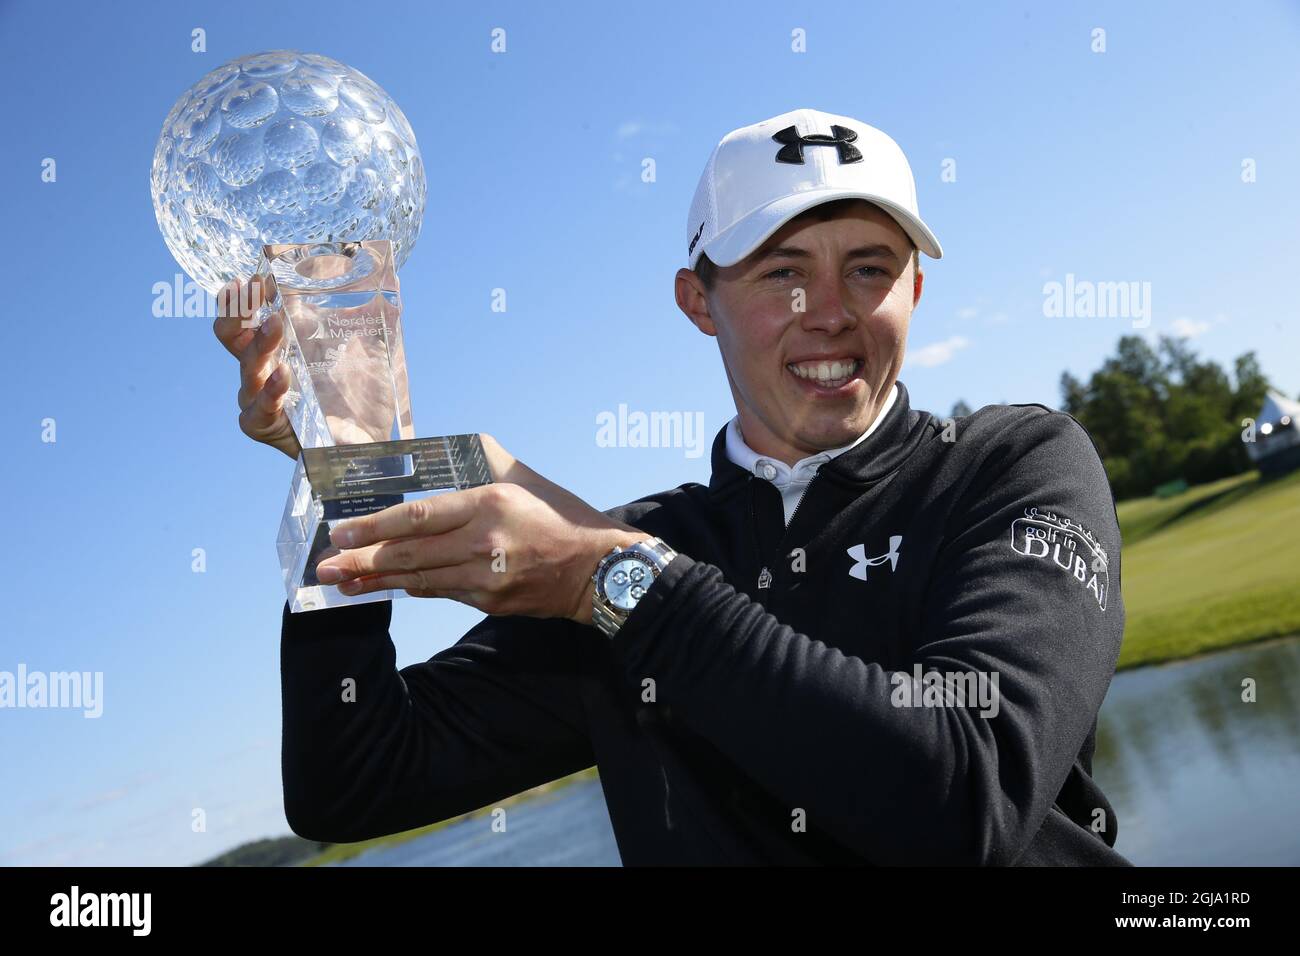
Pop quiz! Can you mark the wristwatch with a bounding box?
[591,537,678,638]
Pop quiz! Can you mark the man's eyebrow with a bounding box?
[845,245,902,263]
[755,246,812,261]
[754,244,902,264]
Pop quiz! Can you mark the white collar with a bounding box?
[725,383,898,487]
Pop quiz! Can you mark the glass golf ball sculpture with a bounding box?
[151,51,490,613]
[150,49,426,295]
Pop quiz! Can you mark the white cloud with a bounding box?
[615,120,679,139]
[75,788,130,810]
[908,335,970,369]
[956,306,979,320]
[1170,317,1211,338]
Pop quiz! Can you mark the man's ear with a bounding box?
[912,258,925,310]
[675,268,717,337]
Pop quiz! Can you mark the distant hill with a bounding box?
[198,835,331,867]
[198,766,598,867]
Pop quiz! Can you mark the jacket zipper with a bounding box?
[752,472,821,593]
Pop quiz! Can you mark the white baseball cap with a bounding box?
[686,107,942,270]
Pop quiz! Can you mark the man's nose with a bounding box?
[798,272,858,334]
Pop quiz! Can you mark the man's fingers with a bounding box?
[329,570,475,602]
[213,281,254,358]
[237,304,284,366]
[238,364,290,432]
[329,488,485,549]
[236,351,288,411]
[235,324,286,407]
[213,275,276,357]
[316,525,479,583]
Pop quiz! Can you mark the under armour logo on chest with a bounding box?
[771,124,863,165]
[847,535,902,581]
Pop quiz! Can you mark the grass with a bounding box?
[1115,467,1300,670]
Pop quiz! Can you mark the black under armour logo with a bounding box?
[688,220,704,256]
[771,124,862,165]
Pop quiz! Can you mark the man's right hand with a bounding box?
[213,276,302,462]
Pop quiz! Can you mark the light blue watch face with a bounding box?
[601,556,654,612]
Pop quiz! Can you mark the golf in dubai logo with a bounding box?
[847,535,902,581]
[1009,507,1109,610]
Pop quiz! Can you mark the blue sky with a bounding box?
[1,0,1296,866]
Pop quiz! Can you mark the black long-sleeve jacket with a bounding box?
[280,380,1132,865]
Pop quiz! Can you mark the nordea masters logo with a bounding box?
[305,313,387,341]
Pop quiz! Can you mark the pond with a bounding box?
[1095,634,1300,866]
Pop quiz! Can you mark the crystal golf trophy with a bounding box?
[152,50,492,612]
[258,239,492,612]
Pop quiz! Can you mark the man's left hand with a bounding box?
[312,434,653,626]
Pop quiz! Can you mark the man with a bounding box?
[215,108,1131,865]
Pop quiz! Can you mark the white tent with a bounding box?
[1246,389,1300,475]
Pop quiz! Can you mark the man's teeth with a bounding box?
[787,359,861,385]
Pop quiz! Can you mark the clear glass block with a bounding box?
[255,239,414,458]
[276,434,496,613]
[275,454,402,612]
[257,240,492,612]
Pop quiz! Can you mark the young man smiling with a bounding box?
[218,108,1130,865]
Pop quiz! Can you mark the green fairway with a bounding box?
[1115,467,1300,670]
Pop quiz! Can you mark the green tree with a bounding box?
[1059,336,1273,499]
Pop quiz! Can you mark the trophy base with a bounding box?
[277,472,399,613]
[277,433,493,613]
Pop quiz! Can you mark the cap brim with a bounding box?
[697,188,943,269]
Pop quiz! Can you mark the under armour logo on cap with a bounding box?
[688,220,704,256]
[684,108,943,270]
[771,124,863,165]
